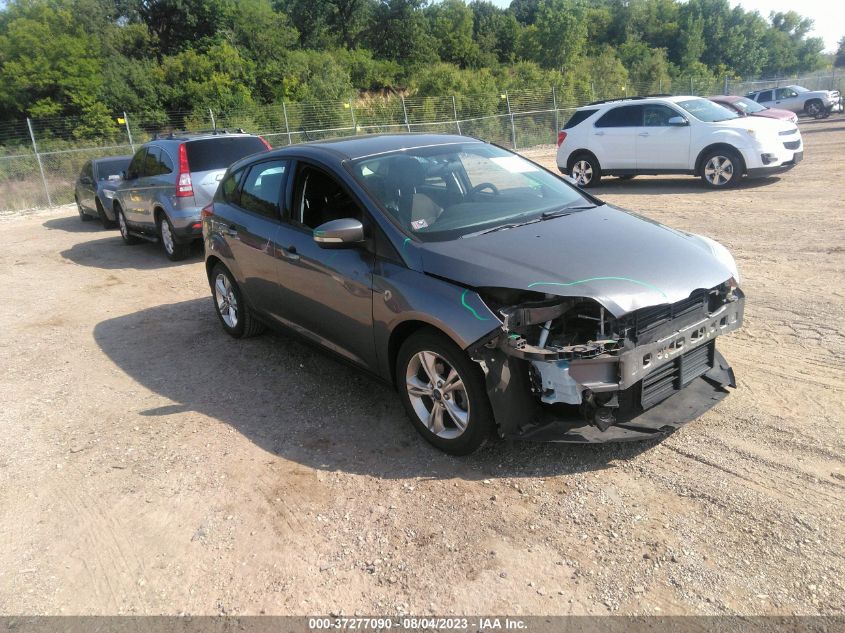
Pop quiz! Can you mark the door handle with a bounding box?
[282,245,299,261]
[225,224,238,237]
[593,131,605,136]
[638,132,649,137]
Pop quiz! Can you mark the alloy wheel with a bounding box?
[571,160,593,186]
[704,156,734,186]
[214,273,238,329]
[405,351,470,439]
[160,219,175,255]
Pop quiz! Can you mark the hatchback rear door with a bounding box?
[185,137,269,207]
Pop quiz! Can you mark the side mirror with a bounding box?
[561,174,580,187]
[313,218,364,248]
[668,116,689,126]
[79,176,92,185]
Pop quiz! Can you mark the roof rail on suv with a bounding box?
[153,129,247,140]
[586,94,674,106]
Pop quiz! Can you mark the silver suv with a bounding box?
[113,132,270,260]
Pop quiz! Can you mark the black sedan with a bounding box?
[202,134,744,454]
[75,155,132,228]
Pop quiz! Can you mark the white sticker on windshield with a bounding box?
[490,156,540,173]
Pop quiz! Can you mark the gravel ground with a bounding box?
[0,118,843,617]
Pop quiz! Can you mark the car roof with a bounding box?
[92,155,132,163]
[272,133,483,161]
[148,132,258,145]
[575,95,700,111]
[710,95,739,101]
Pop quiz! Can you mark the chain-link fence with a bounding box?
[1,70,842,214]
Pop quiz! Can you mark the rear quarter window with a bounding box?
[185,137,268,173]
[563,109,597,129]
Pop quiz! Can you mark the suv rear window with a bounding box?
[185,137,267,172]
[563,109,597,129]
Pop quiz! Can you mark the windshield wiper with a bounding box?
[542,203,596,218]
[461,217,542,238]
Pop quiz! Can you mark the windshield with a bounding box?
[791,85,809,93]
[96,158,130,180]
[350,143,591,242]
[677,98,740,122]
[732,97,766,114]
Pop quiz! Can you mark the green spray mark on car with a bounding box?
[527,277,668,299]
[461,289,490,321]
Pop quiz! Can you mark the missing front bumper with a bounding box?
[510,350,735,443]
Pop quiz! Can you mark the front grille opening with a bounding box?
[640,341,715,409]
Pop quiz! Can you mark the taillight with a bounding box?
[557,131,567,146]
[259,136,272,151]
[201,203,214,218]
[176,144,193,197]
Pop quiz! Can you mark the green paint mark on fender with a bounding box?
[461,289,490,321]
[527,276,668,299]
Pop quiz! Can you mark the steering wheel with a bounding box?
[469,182,500,197]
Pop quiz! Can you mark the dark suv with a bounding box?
[113,132,270,260]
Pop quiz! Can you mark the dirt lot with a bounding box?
[1,118,843,617]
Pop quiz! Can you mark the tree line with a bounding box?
[0,0,835,140]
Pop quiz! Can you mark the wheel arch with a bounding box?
[387,319,475,389]
[566,149,600,171]
[694,143,746,176]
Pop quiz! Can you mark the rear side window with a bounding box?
[595,105,643,128]
[185,137,268,173]
[563,109,597,129]
[756,90,772,102]
[238,160,288,220]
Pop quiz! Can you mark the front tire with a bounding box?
[158,214,190,261]
[210,264,265,339]
[568,153,602,188]
[805,99,825,119]
[700,149,742,188]
[77,197,91,221]
[396,330,493,455]
[96,199,116,229]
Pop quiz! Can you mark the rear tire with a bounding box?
[115,204,140,244]
[158,214,191,261]
[700,148,742,189]
[210,264,265,339]
[396,329,493,455]
[568,152,602,188]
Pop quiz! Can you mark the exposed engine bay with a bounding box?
[469,281,744,440]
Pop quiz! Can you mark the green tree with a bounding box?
[137,0,234,56]
[518,0,587,71]
[836,37,845,68]
[366,0,436,67]
[426,0,480,68]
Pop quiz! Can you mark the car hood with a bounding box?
[717,115,795,135]
[753,108,796,121]
[417,205,734,317]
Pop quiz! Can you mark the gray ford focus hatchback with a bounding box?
[202,134,744,454]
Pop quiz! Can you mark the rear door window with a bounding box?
[185,137,268,173]
[756,90,773,102]
[595,105,643,128]
[238,160,288,220]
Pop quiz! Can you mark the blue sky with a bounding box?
[488,0,842,53]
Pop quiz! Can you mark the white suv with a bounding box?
[556,95,803,188]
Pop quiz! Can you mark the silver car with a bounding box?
[746,85,842,118]
[113,132,270,260]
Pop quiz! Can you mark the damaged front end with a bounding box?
[468,282,744,442]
